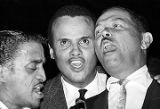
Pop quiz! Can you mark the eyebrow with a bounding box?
[30,59,45,64]
[81,35,94,40]
[82,36,91,38]
[96,15,130,25]
[112,17,130,23]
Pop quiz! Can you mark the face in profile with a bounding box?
[95,8,143,76]
[4,42,46,108]
[51,16,97,87]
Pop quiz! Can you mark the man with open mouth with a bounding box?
[0,30,47,109]
[41,5,107,109]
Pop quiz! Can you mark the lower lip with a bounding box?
[34,91,44,98]
[70,64,84,72]
[103,50,116,56]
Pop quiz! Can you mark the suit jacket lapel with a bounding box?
[86,89,108,109]
[142,80,155,109]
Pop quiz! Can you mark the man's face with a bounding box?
[5,42,46,108]
[95,8,142,76]
[51,16,97,87]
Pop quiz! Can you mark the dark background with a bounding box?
[0,0,160,78]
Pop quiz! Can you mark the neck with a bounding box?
[62,70,97,88]
[109,64,145,80]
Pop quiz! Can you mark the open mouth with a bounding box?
[33,83,44,98]
[103,43,116,54]
[69,58,85,71]
[71,60,83,68]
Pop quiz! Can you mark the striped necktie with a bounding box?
[116,79,129,109]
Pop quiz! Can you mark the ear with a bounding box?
[141,32,153,49]
[48,44,55,59]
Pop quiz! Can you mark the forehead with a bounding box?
[97,8,132,24]
[52,16,94,39]
[15,41,45,62]
[55,15,94,27]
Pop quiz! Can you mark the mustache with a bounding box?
[101,36,113,42]
[100,36,113,48]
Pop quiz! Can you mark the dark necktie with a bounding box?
[70,89,87,109]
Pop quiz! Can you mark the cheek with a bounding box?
[120,36,139,53]
[86,51,96,61]
[95,42,102,57]
[55,48,69,61]
[95,38,101,48]
[55,52,68,69]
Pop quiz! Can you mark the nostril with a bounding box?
[102,30,111,38]
[106,32,111,37]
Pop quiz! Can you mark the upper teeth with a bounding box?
[34,84,43,92]
[104,43,111,47]
[35,86,40,90]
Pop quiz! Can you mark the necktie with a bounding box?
[116,79,129,109]
[70,89,87,109]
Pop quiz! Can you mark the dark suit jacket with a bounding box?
[40,74,68,109]
[86,79,160,109]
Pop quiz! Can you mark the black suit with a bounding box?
[142,80,160,109]
[40,74,68,109]
[86,80,160,109]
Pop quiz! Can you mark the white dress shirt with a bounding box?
[61,71,107,109]
[0,101,8,109]
[107,65,152,109]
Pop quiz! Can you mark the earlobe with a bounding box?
[48,44,55,59]
[141,32,153,49]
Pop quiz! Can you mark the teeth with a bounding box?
[33,84,44,98]
[35,86,40,90]
[34,84,43,93]
[104,43,111,47]
[103,43,116,52]
[71,61,82,68]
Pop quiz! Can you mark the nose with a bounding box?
[101,29,111,38]
[71,43,81,57]
[36,67,46,82]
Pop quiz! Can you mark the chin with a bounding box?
[28,99,40,108]
[71,76,86,83]
[29,103,39,109]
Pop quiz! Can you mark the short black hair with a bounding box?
[48,5,96,47]
[0,30,47,65]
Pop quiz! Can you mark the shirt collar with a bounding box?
[0,101,8,109]
[85,71,107,97]
[61,77,79,101]
[61,70,107,99]
[107,65,152,90]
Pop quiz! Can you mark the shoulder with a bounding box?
[43,74,62,94]
[86,89,108,109]
[40,74,64,109]
[147,79,160,98]
[143,80,160,109]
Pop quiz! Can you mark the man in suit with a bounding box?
[40,5,107,109]
[0,30,47,109]
[86,6,160,109]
